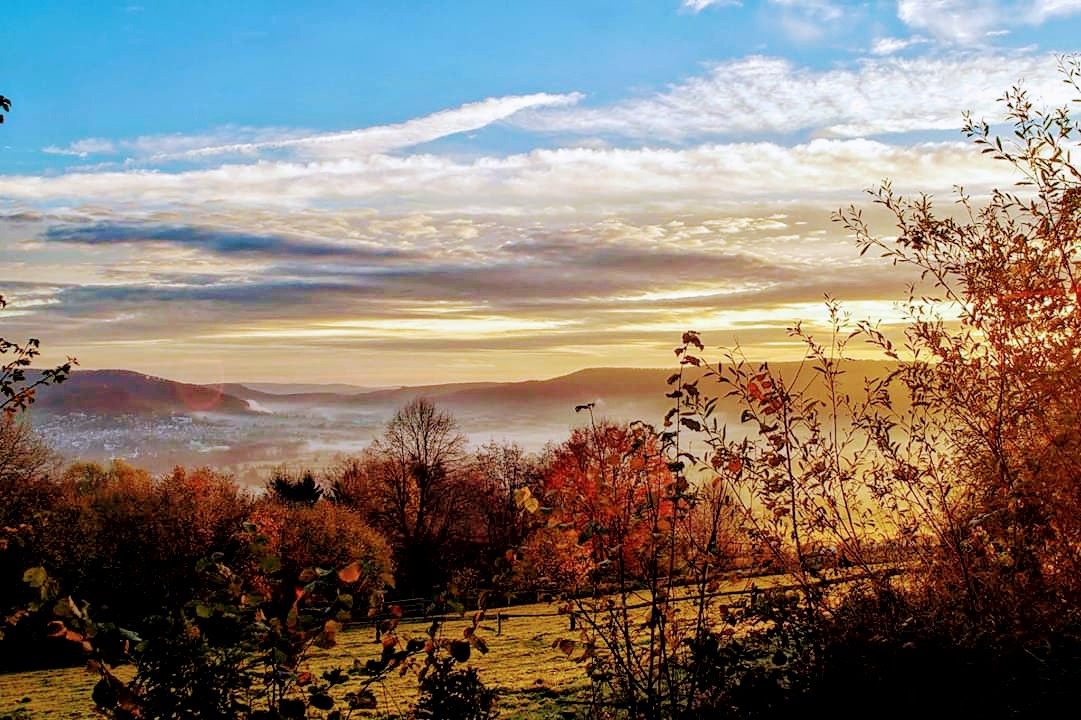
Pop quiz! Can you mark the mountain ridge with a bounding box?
[28,361,899,419]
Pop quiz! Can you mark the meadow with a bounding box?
[0,597,610,719]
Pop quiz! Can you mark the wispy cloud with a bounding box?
[897,0,1081,44]
[870,35,929,55]
[0,138,1014,214]
[514,52,1072,141]
[1031,0,1081,20]
[41,222,415,260]
[680,0,741,13]
[43,138,117,158]
[42,93,582,165]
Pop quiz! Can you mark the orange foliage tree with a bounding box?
[538,418,675,587]
[246,499,392,600]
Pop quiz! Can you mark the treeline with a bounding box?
[2,397,738,671]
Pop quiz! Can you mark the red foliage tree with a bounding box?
[538,420,675,586]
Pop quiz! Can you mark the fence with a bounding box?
[363,565,902,640]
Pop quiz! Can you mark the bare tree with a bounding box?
[0,417,58,488]
[373,398,469,594]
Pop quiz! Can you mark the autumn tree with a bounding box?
[0,416,59,491]
[538,419,675,587]
[635,57,1081,717]
[246,498,392,600]
[323,453,382,517]
[468,441,543,586]
[834,57,1081,626]
[39,463,256,625]
[370,398,470,595]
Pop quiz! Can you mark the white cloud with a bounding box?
[870,35,929,54]
[515,52,1072,141]
[771,0,843,21]
[681,0,741,13]
[144,93,582,162]
[683,0,841,20]
[897,0,1081,44]
[1030,0,1081,20]
[42,93,582,164]
[44,127,311,160]
[897,0,1003,44]
[43,138,117,157]
[0,138,1016,216]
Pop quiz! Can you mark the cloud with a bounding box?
[681,0,741,12]
[870,35,929,55]
[42,127,304,161]
[43,93,582,164]
[1,193,926,383]
[5,207,879,322]
[43,138,117,158]
[41,222,414,260]
[10,48,1069,382]
[896,0,1003,44]
[682,0,840,18]
[1030,0,1081,20]
[149,92,583,162]
[897,0,1081,44]
[515,52,1072,140]
[0,137,1018,217]
[771,0,843,21]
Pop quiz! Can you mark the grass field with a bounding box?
[0,598,593,720]
[0,572,805,719]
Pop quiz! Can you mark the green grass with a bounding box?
[0,573,803,719]
[0,599,591,720]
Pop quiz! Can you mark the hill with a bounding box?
[234,382,379,395]
[28,362,901,474]
[30,369,253,415]
[331,361,900,431]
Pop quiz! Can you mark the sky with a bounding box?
[1,0,1079,386]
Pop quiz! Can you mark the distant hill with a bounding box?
[334,362,900,428]
[30,370,253,416]
[235,382,380,395]
[220,383,347,407]
[29,362,903,473]
[31,361,899,424]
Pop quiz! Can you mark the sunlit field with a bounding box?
[2,568,837,720]
[0,599,586,720]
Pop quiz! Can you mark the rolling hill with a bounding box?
[29,370,253,416]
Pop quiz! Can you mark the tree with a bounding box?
[266,466,323,506]
[633,56,1081,717]
[539,420,674,585]
[246,498,392,595]
[324,454,382,516]
[470,443,541,565]
[372,398,468,595]
[834,56,1081,625]
[0,416,59,488]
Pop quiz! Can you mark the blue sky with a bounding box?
[2,1,1080,384]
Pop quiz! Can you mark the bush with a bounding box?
[245,499,393,601]
[415,655,497,720]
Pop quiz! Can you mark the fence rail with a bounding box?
[360,565,903,639]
